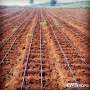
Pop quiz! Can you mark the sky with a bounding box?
[0,0,89,5]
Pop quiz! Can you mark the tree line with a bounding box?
[29,0,57,6]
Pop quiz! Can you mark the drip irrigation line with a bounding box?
[39,9,43,90]
[57,18,90,46]
[46,8,90,39]
[21,13,38,90]
[45,9,90,46]
[0,8,29,26]
[0,9,28,30]
[0,10,36,65]
[54,9,90,27]
[44,10,90,69]
[0,9,35,48]
[0,8,23,18]
[42,10,80,90]
[0,9,33,35]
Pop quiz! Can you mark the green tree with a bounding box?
[29,0,33,4]
[51,0,57,6]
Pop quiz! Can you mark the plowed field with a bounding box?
[0,7,90,90]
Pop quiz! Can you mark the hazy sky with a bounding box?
[0,0,89,5]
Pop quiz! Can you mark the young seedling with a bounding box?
[26,22,28,24]
[7,59,9,61]
[43,41,47,44]
[85,22,88,25]
[67,19,69,21]
[40,20,47,27]
[62,29,65,31]
[56,23,59,26]
[54,20,59,26]
[54,55,56,58]
[53,18,56,22]
[32,20,34,22]
[13,28,17,31]
[4,24,6,26]
[26,33,32,37]
[10,75,13,78]
[44,20,46,22]
[40,22,42,25]
[4,67,6,70]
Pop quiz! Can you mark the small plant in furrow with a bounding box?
[26,33,32,37]
[54,21,59,26]
[4,23,6,26]
[26,22,28,24]
[54,55,56,58]
[4,67,6,70]
[53,18,59,26]
[85,22,88,25]
[32,19,34,22]
[43,41,47,44]
[15,26,18,28]
[7,59,9,61]
[13,28,17,31]
[53,18,56,22]
[62,29,65,31]
[2,51,4,53]
[40,20,47,27]
[67,19,69,21]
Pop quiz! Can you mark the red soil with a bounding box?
[0,7,90,90]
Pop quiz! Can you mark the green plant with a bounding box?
[40,20,47,27]
[26,22,28,24]
[56,23,59,26]
[54,55,56,58]
[53,20,59,26]
[26,33,32,37]
[43,41,47,44]
[7,59,9,61]
[62,29,65,31]
[67,19,69,21]
[53,18,56,22]
[4,67,6,70]
[32,19,34,21]
[13,28,17,31]
[50,19,51,21]
[85,22,88,25]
